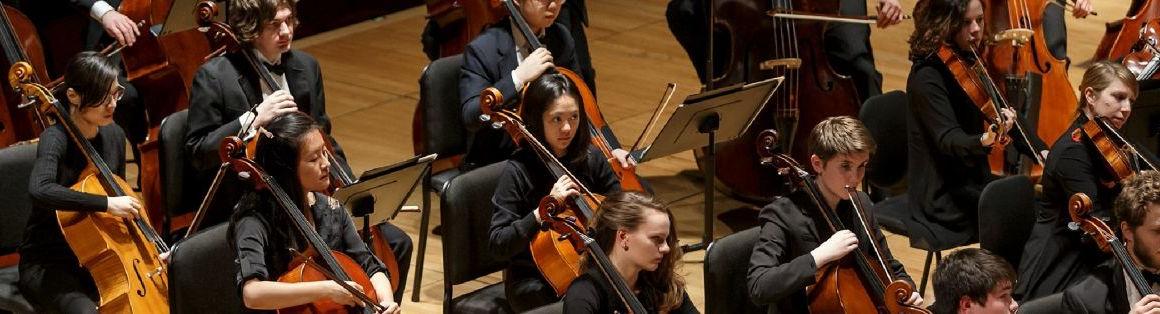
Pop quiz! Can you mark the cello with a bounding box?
[538,195,648,313]
[757,130,929,314]
[0,4,48,147]
[701,0,862,203]
[981,0,1072,176]
[1094,0,1160,61]
[222,136,387,314]
[479,85,604,296]
[10,62,170,313]
[1068,192,1154,296]
[495,0,645,192]
[1121,18,1160,80]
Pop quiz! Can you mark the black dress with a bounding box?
[489,148,620,311]
[230,192,387,313]
[563,266,699,314]
[905,52,1045,247]
[18,124,126,314]
[747,189,912,314]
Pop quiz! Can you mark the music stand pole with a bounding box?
[682,113,721,252]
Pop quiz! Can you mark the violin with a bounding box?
[1075,115,1158,183]
[480,85,604,296]
[10,62,170,312]
[0,4,48,147]
[1122,18,1160,80]
[981,0,1074,177]
[938,45,1045,167]
[757,130,928,314]
[538,196,648,313]
[703,0,862,203]
[495,0,645,193]
[1094,0,1160,61]
[1069,192,1154,296]
[223,136,387,314]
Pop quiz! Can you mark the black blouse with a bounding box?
[489,148,620,275]
[21,124,126,265]
[563,266,699,314]
[231,192,386,293]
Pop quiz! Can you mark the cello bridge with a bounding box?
[992,29,1033,46]
[760,58,802,71]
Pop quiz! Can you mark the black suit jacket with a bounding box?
[185,49,344,174]
[458,17,579,169]
[1060,260,1133,314]
[747,189,913,314]
[69,0,121,50]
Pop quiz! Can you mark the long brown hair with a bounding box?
[908,0,974,60]
[588,192,685,311]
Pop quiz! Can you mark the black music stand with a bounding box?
[333,154,437,244]
[633,77,782,252]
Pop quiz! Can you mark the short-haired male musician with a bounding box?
[929,248,1018,314]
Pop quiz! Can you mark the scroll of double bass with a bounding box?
[1069,192,1154,296]
[480,86,603,296]
[757,130,928,314]
[10,62,170,313]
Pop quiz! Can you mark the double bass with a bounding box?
[981,0,1072,175]
[1121,18,1160,80]
[758,130,928,314]
[479,85,604,296]
[1094,0,1160,61]
[222,137,387,314]
[10,62,170,312]
[0,4,48,147]
[1069,192,1154,296]
[703,0,862,202]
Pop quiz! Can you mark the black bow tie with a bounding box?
[264,62,285,76]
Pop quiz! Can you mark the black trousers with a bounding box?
[17,261,98,314]
[825,0,882,102]
[503,266,559,312]
[374,222,413,302]
[557,0,596,92]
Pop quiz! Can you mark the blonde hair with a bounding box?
[808,116,877,162]
[1078,60,1137,115]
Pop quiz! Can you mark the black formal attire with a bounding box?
[18,124,126,314]
[231,192,388,313]
[1017,116,1120,300]
[555,0,596,92]
[747,189,913,314]
[905,52,1046,246]
[459,18,579,170]
[489,148,619,311]
[563,266,699,314]
[1058,260,1158,314]
[186,50,412,297]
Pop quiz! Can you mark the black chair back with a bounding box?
[442,162,509,284]
[168,224,242,314]
[978,175,1035,267]
[860,90,909,195]
[0,143,37,255]
[705,227,766,314]
[419,54,468,159]
[159,110,192,232]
